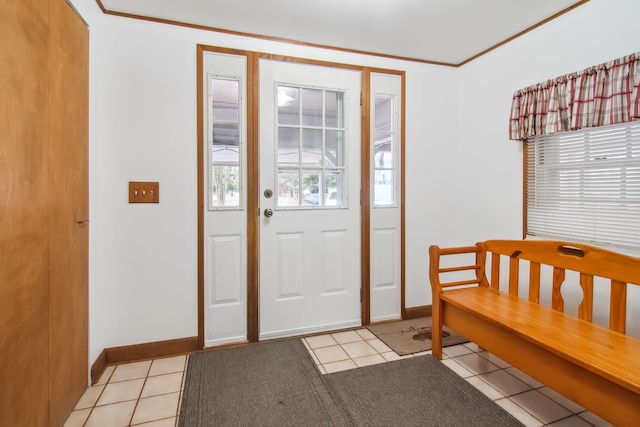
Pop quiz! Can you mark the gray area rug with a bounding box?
[326,356,521,426]
[178,339,349,426]
[368,317,468,356]
[178,338,522,426]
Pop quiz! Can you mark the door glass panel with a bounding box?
[325,130,344,167]
[373,96,396,206]
[276,84,348,208]
[374,170,393,205]
[301,170,322,204]
[277,86,299,125]
[325,169,344,206]
[278,127,299,164]
[211,130,239,163]
[325,90,344,128]
[211,79,239,122]
[211,166,240,207]
[374,145,394,167]
[277,169,299,207]
[301,88,323,126]
[301,128,322,165]
[209,77,241,208]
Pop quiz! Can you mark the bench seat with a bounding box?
[441,286,640,394]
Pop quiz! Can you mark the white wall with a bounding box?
[404,65,459,306]
[70,0,459,364]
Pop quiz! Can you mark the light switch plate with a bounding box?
[129,181,159,203]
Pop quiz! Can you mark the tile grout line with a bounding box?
[127,361,152,427]
[175,355,189,426]
[450,352,598,426]
[80,364,114,427]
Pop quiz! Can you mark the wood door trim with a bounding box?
[247,52,259,342]
[399,70,407,320]
[360,70,371,325]
[197,46,406,346]
[196,44,205,349]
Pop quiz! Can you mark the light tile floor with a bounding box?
[64,355,187,427]
[65,328,614,427]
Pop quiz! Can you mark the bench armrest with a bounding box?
[429,243,488,293]
[429,243,487,359]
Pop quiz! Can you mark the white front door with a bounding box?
[258,60,362,339]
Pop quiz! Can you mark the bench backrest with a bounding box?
[483,240,640,334]
[429,240,640,335]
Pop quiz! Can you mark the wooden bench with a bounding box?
[428,240,640,425]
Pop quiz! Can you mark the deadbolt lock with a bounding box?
[264,189,273,198]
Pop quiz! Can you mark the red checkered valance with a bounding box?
[509,52,640,140]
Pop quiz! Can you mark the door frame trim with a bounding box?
[196,45,406,348]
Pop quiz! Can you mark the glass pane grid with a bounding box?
[276,83,347,208]
[209,77,242,209]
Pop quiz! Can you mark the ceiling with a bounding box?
[98,0,588,66]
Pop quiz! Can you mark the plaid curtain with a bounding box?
[509,52,640,140]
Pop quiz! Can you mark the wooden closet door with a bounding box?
[0,1,51,426]
[48,0,89,425]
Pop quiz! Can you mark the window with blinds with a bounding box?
[526,122,640,250]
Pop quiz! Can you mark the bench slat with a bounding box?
[491,252,500,291]
[440,287,640,394]
[528,262,541,303]
[610,280,627,333]
[438,264,480,273]
[578,273,594,322]
[551,267,565,312]
[437,245,480,255]
[439,279,482,288]
[508,256,519,295]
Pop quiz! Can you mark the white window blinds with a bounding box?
[526,122,640,250]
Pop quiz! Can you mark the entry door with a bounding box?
[259,60,362,339]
